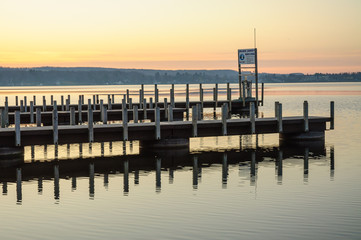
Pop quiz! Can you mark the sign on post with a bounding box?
[238,48,256,64]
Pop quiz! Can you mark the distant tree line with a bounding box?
[0,67,360,86]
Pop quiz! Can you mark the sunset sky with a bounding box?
[1,0,360,73]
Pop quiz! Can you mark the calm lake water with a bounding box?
[0,82,361,240]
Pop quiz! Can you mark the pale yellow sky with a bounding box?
[0,0,360,73]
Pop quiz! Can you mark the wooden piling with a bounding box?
[0,108,5,128]
[129,98,133,109]
[78,99,82,124]
[100,100,104,122]
[33,95,36,106]
[53,101,58,144]
[277,103,283,133]
[133,105,138,123]
[303,101,309,132]
[123,107,128,141]
[108,95,112,110]
[61,96,64,111]
[24,96,27,112]
[186,83,190,120]
[20,100,24,112]
[70,107,76,125]
[36,108,41,127]
[15,111,21,146]
[141,84,144,103]
[30,101,34,124]
[168,105,173,122]
[51,95,54,106]
[164,98,168,119]
[170,88,175,107]
[149,97,153,109]
[126,89,130,103]
[222,103,228,136]
[16,96,19,106]
[330,101,334,130]
[143,98,147,119]
[88,108,94,142]
[112,94,115,104]
[93,95,96,110]
[139,89,143,109]
[5,97,8,126]
[261,83,264,106]
[66,99,70,111]
[250,102,256,134]
[275,101,279,118]
[155,107,161,140]
[53,110,58,145]
[192,105,198,137]
[154,84,158,107]
[102,106,108,124]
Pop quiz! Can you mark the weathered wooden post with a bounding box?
[78,99,82,124]
[129,98,133,109]
[88,108,94,142]
[143,98,147,119]
[164,98,168,119]
[330,101,334,130]
[197,103,202,121]
[15,96,19,106]
[123,107,128,141]
[275,101,279,118]
[126,89,130,103]
[30,101,34,124]
[155,107,161,140]
[141,84,144,102]
[111,94,115,104]
[149,97,153,109]
[70,107,76,125]
[261,83,264,106]
[277,103,283,133]
[170,88,175,108]
[15,111,21,146]
[250,102,255,134]
[20,100,24,112]
[61,96,64,111]
[102,106,108,124]
[5,97,8,126]
[93,95,96,110]
[51,95,54,106]
[192,105,198,137]
[66,99,70,111]
[200,87,204,119]
[154,84,159,107]
[168,105,173,122]
[100,99,104,122]
[108,95,112,110]
[96,94,99,104]
[303,101,309,132]
[222,103,228,136]
[0,108,5,128]
[139,89,143,109]
[52,101,58,145]
[24,96,28,112]
[33,95,36,106]
[186,83,190,120]
[133,105,138,123]
[36,108,41,127]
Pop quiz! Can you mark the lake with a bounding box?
[0,82,360,240]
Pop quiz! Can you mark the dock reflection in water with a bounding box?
[0,138,335,204]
